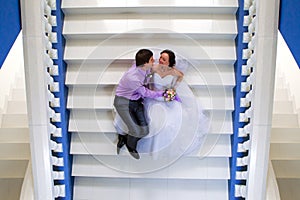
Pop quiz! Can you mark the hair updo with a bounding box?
[160,49,176,67]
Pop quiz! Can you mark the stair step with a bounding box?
[74,177,229,200]
[64,39,236,65]
[0,128,29,143]
[0,160,28,178]
[1,114,28,128]
[9,88,26,101]
[14,77,26,90]
[272,160,300,178]
[274,75,286,89]
[65,63,235,88]
[6,100,27,114]
[270,143,300,160]
[67,86,234,111]
[62,0,238,14]
[273,100,294,114]
[72,155,230,179]
[70,132,231,157]
[68,110,233,134]
[186,64,235,88]
[64,33,237,41]
[0,178,23,200]
[63,15,237,40]
[276,178,300,200]
[0,143,30,160]
[272,114,299,128]
[64,1,236,198]
[271,128,300,143]
[274,88,290,101]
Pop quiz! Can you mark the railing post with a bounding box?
[21,0,72,199]
[230,0,280,199]
[20,0,55,199]
[246,0,280,199]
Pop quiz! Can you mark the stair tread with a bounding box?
[0,128,29,143]
[272,160,300,178]
[70,132,231,157]
[0,143,30,160]
[62,0,238,14]
[66,76,235,88]
[73,177,229,200]
[65,33,237,41]
[68,110,233,134]
[64,39,236,64]
[72,155,230,179]
[274,89,290,101]
[67,86,234,111]
[276,178,300,200]
[9,88,26,101]
[0,178,24,200]
[63,16,237,40]
[62,0,238,8]
[65,63,235,87]
[271,127,300,143]
[1,114,28,128]
[272,113,299,128]
[272,101,294,114]
[270,143,300,160]
[66,63,235,85]
[6,100,27,114]
[0,160,28,178]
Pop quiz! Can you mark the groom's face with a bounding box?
[148,56,154,65]
[144,56,155,69]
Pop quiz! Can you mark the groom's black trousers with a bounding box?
[114,95,149,149]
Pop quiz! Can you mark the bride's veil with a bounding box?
[175,58,189,73]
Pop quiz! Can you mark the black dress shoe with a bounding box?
[126,145,140,160]
[117,135,126,154]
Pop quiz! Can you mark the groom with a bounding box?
[113,49,164,159]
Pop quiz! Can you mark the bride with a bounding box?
[114,49,208,159]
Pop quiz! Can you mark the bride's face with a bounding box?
[159,53,170,66]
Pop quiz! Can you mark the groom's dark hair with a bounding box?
[135,49,153,67]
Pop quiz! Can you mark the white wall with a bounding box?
[0,31,24,124]
[276,31,300,123]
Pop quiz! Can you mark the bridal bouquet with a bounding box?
[163,88,177,102]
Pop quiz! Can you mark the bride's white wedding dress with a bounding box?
[114,73,208,159]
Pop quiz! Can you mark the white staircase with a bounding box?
[270,75,300,199]
[0,75,30,200]
[63,1,237,199]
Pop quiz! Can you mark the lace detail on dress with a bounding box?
[152,73,176,90]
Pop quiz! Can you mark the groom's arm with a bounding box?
[136,85,163,99]
[127,77,163,99]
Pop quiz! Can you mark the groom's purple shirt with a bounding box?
[115,64,163,100]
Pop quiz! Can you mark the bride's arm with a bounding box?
[172,67,184,83]
[168,67,184,88]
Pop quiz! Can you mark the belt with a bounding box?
[130,98,143,103]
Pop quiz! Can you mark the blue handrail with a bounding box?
[51,0,73,199]
[229,0,249,199]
